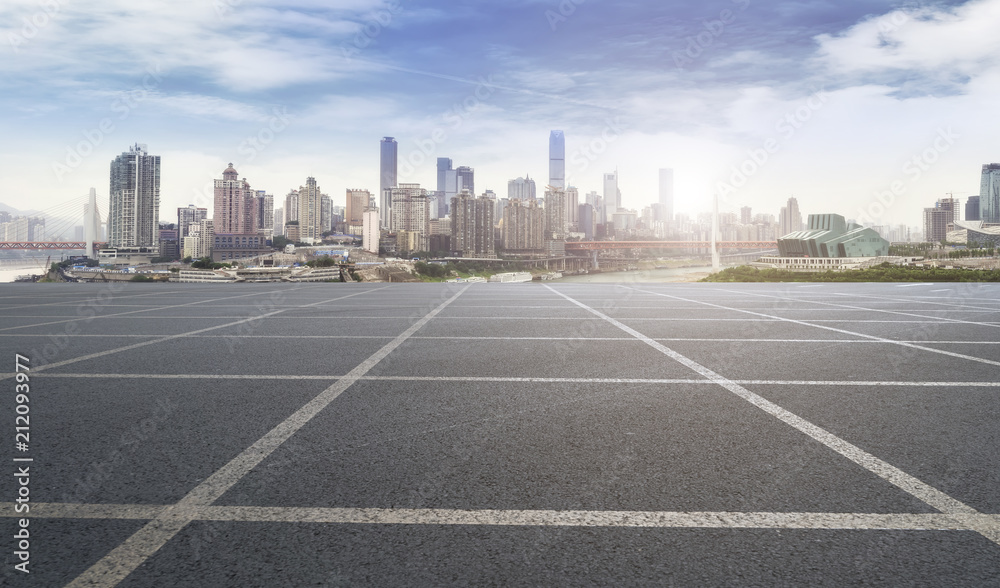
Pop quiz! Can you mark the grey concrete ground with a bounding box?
[1,281,999,587]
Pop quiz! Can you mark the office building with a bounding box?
[380,137,398,228]
[437,158,453,218]
[966,196,981,221]
[659,168,674,222]
[549,131,565,190]
[456,166,474,196]
[603,171,620,215]
[109,144,160,248]
[980,164,1000,223]
[779,197,804,236]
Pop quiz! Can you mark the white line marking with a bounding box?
[544,286,986,524]
[4,502,998,534]
[0,288,391,381]
[65,286,470,588]
[28,372,1000,387]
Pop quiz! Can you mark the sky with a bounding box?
[2,0,999,230]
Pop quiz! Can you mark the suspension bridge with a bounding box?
[0,188,105,256]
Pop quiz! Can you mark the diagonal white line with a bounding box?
[65,286,470,588]
[0,287,390,381]
[544,286,987,527]
[630,287,1000,368]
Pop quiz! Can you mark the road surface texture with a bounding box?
[1,281,999,586]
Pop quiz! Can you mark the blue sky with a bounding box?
[2,0,998,228]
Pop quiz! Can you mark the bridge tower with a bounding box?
[711,193,720,272]
[84,188,98,259]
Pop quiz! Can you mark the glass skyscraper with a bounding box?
[980,163,1000,223]
[379,137,397,229]
[549,131,565,190]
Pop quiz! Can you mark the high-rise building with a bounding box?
[565,186,579,232]
[659,168,674,223]
[980,164,1000,223]
[603,170,620,218]
[456,166,474,196]
[213,164,255,234]
[451,192,495,258]
[177,205,208,238]
[966,196,981,221]
[437,158,453,218]
[578,203,596,240]
[923,207,951,243]
[544,188,568,257]
[256,191,274,238]
[346,189,371,234]
[741,206,753,225]
[109,144,160,248]
[284,190,299,224]
[298,177,323,243]
[549,131,565,190]
[501,199,544,251]
[779,197,803,236]
[363,208,380,254]
[380,137,398,228]
[390,184,430,251]
[508,176,537,200]
[321,194,332,235]
[273,207,284,237]
[935,195,960,229]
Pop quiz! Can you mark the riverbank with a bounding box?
[556,266,714,283]
[702,265,1000,283]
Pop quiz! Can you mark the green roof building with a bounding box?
[777,214,889,258]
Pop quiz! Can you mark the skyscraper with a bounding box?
[390,184,431,251]
[380,137,398,229]
[346,189,371,234]
[966,196,981,221]
[603,171,619,224]
[177,205,208,238]
[549,131,565,190]
[508,176,537,200]
[779,197,803,236]
[456,166,474,196]
[321,193,332,235]
[298,177,323,243]
[451,192,495,258]
[284,190,299,224]
[437,158,453,218]
[501,199,544,251]
[659,168,674,223]
[565,186,579,232]
[980,163,1000,223]
[213,163,254,234]
[109,144,160,248]
[741,206,752,225]
[256,191,274,238]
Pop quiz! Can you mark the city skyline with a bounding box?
[3,0,999,227]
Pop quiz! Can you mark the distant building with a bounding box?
[966,196,981,221]
[380,138,398,229]
[565,186,579,232]
[298,177,323,243]
[924,205,953,243]
[779,197,803,236]
[346,189,371,235]
[390,184,430,252]
[578,203,596,240]
[980,163,1000,223]
[212,233,269,262]
[549,131,565,190]
[451,192,495,258]
[437,158,454,218]
[109,144,160,248]
[544,189,568,257]
[362,209,380,254]
[213,164,255,234]
[778,213,889,257]
[178,205,208,238]
[508,176,537,201]
[501,199,545,252]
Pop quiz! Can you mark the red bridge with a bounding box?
[566,241,777,251]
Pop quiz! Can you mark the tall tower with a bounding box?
[456,166,475,196]
[602,170,619,225]
[108,143,160,248]
[213,163,253,234]
[299,177,323,243]
[549,131,565,190]
[380,137,398,229]
[436,158,453,218]
[980,163,1000,223]
[658,168,674,223]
